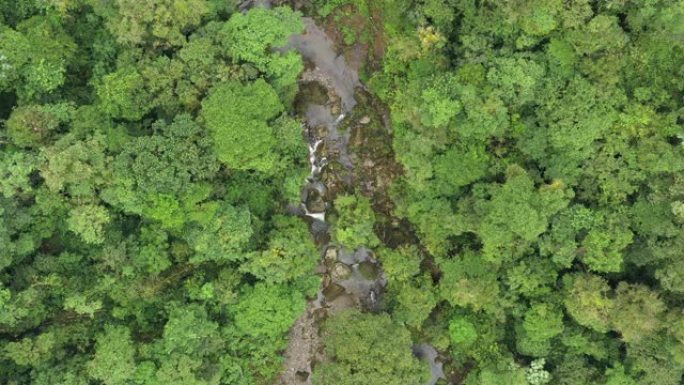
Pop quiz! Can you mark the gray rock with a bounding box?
[331,262,352,280]
[324,246,338,263]
[358,261,380,280]
[322,283,345,301]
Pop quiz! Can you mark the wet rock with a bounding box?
[331,262,352,280]
[310,221,330,245]
[319,163,351,196]
[367,287,380,310]
[305,194,326,213]
[336,248,358,265]
[286,18,360,112]
[312,307,327,322]
[322,283,345,301]
[279,14,397,385]
[286,203,306,216]
[295,371,309,382]
[302,181,326,198]
[323,273,334,286]
[358,261,380,280]
[298,70,341,114]
[412,343,446,385]
[324,246,338,263]
[303,181,327,213]
[305,104,335,133]
[237,0,272,11]
[360,285,384,313]
[356,247,374,261]
[327,293,357,314]
[314,264,327,274]
[297,81,329,107]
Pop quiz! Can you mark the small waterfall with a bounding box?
[279,13,389,385]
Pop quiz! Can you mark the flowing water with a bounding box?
[413,343,447,385]
[256,7,445,385]
[287,18,360,112]
[237,0,272,10]
[277,14,390,385]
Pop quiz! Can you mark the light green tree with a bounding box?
[563,273,613,333]
[87,325,136,385]
[610,283,665,343]
[241,215,318,285]
[223,7,304,91]
[313,310,430,385]
[67,204,111,245]
[96,66,151,121]
[201,79,283,173]
[87,0,211,46]
[333,193,380,249]
[231,283,305,340]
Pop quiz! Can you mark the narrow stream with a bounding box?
[269,7,445,385]
[413,344,447,385]
[278,15,389,385]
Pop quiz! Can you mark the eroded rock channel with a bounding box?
[278,9,446,385]
[278,16,387,385]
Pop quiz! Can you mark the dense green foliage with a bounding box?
[360,0,684,383]
[0,2,315,384]
[332,193,380,249]
[313,309,430,385]
[2,0,684,385]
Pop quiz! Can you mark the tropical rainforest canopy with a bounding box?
[0,0,683,385]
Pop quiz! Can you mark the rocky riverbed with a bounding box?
[277,5,446,385]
